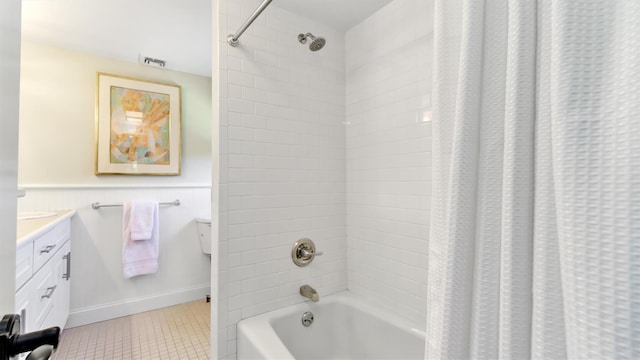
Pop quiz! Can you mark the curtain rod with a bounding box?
[227,0,274,47]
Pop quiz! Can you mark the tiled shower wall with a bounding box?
[345,0,434,327]
[216,0,434,357]
[217,1,347,358]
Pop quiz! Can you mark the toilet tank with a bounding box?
[196,218,212,255]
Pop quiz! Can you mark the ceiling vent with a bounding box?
[138,54,166,69]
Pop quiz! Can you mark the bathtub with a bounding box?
[237,291,425,359]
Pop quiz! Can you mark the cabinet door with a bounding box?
[14,288,30,360]
[15,280,33,333]
[53,240,71,330]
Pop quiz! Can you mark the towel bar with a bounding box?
[91,199,181,210]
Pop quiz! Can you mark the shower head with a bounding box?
[298,33,326,51]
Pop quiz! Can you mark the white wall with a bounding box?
[217,1,347,358]
[18,41,213,326]
[345,0,434,327]
[0,0,21,315]
[18,41,211,186]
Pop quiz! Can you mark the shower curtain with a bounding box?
[427,0,640,359]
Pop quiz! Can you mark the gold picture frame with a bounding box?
[95,72,181,175]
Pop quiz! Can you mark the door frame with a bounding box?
[0,0,21,315]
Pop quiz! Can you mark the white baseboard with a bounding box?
[66,284,210,328]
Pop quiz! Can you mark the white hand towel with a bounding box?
[122,200,159,278]
[129,200,156,241]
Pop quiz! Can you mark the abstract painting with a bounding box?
[95,73,181,175]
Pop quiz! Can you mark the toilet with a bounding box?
[195,218,211,255]
[196,218,212,303]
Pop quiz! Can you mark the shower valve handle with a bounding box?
[300,248,323,258]
[292,238,321,266]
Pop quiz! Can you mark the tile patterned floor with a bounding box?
[52,300,210,360]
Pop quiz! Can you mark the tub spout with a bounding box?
[300,285,319,302]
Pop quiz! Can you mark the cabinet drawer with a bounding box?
[33,218,70,272]
[16,242,33,291]
[30,260,56,330]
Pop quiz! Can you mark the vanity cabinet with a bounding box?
[15,211,74,334]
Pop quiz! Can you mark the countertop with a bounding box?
[17,210,76,248]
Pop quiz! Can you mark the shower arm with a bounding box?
[227,0,273,47]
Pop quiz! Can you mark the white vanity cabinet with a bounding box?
[15,211,74,334]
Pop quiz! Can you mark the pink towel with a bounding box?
[122,200,159,278]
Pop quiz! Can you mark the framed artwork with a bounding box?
[95,72,181,175]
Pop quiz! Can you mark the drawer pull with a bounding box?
[40,245,56,254]
[63,252,71,280]
[41,285,57,299]
[20,308,26,334]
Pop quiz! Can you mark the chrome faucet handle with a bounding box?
[292,238,321,267]
[300,248,323,258]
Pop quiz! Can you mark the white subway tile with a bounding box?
[228,265,254,283]
[228,126,254,141]
[241,114,267,129]
[228,111,243,126]
[228,70,254,87]
[253,49,279,66]
[228,56,243,72]
[228,84,243,99]
[228,98,255,114]
[254,102,279,118]
[267,92,290,107]
[242,87,268,103]
[229,237,255,254]
[228,154,254,168]
[228,292,254,311]
[241,59,267,77]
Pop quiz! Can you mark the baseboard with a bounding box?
[65,284,210,328]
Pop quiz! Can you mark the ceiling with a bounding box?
[21,0,212,76]
[21,0,393,77]
[276,0,393,31]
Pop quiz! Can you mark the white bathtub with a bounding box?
[237,291,425,359]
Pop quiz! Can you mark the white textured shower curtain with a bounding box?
[427,0,640,359]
